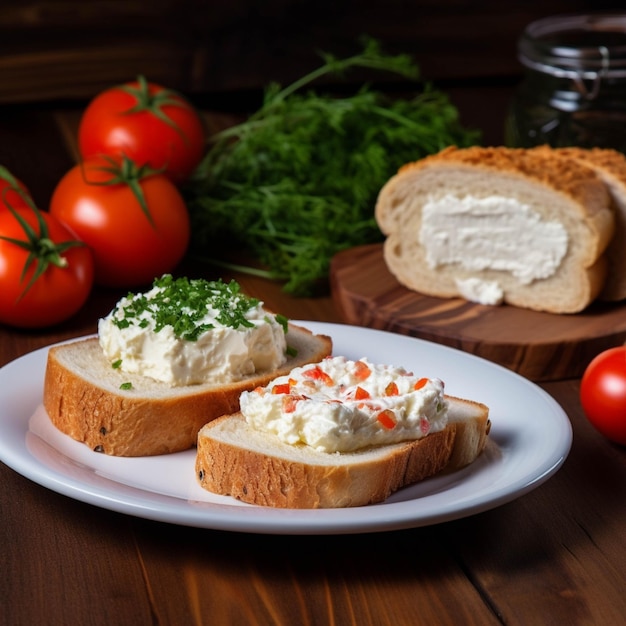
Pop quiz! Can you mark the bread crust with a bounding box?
[196,413,457,508]
[395,146,609,216]
[43,324,332,456]
[375,145,615,313]
[446,396,491,470]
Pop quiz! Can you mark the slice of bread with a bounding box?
[43,323,332,457]
[375,146,615,313]
[195,396,490,509]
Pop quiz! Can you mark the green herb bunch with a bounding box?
[185,39,480,295]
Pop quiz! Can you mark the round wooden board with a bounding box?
[329,244,626,381]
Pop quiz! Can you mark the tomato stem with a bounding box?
[0,200,85,299]
[83,155,161,228]
[0,165,36,211]
[119,75,189,143]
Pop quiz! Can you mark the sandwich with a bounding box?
[196,355,490,508]
[42,274,332,456]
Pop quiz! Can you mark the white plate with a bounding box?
[0,321,571,535]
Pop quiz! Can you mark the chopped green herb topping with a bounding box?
[112,359,122,369]
[275,313,289,334]
[120,382,133,390]
[110,274,280,341]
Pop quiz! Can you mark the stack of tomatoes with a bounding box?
[0,76,205,328]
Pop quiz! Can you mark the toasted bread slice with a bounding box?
[43,323,332,457]
[195,396,490,509]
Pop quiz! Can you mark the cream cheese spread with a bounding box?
[455,277,504,306]
[98,275,288,386]
[419,194,569,284]
[239,356,448,453]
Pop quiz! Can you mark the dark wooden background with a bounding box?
[2,0,625,142]
[1,0,625,210]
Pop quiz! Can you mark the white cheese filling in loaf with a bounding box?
[419,194,569,288]
[239,356,448,453]
[99,275,287,386]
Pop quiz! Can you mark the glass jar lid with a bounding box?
[519,13,626,96]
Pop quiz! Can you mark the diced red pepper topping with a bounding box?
[385,381,399,396]
[282,395,302,413]
[414,377,429,390]
[272,383,291,395]
[354,386,370,400]
[377,409,397,430]
[420,417,430,435]
[303,366,334,386]
[354,360,371,381]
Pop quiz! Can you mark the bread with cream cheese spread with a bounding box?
[195,396,490,509]
[43,323,332,457]
[375,146,615,313]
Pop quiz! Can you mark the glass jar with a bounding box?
[506,13,626,152]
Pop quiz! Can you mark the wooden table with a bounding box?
[2,102,626,626]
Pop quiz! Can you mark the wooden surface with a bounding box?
[2,29,626,626]
[331,244,626,382]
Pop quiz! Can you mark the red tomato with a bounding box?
[0,207,94,328]
[0,166,33,211]
[78,76,206,183]
[50,155,190,288]
[580,346,626,445]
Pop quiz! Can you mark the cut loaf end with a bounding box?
[548,146,626,302]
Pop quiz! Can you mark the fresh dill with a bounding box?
[184,38,480,295]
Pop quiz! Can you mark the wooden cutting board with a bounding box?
[329,244,626,381]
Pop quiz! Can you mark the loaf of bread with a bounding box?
[43,324,332,457]
[196,396,490,509]
[375,146,615,313]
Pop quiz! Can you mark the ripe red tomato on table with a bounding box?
[78,76,206,183]
[580,346,626,445]
[50,155,190,288]
[0,207,94,328]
